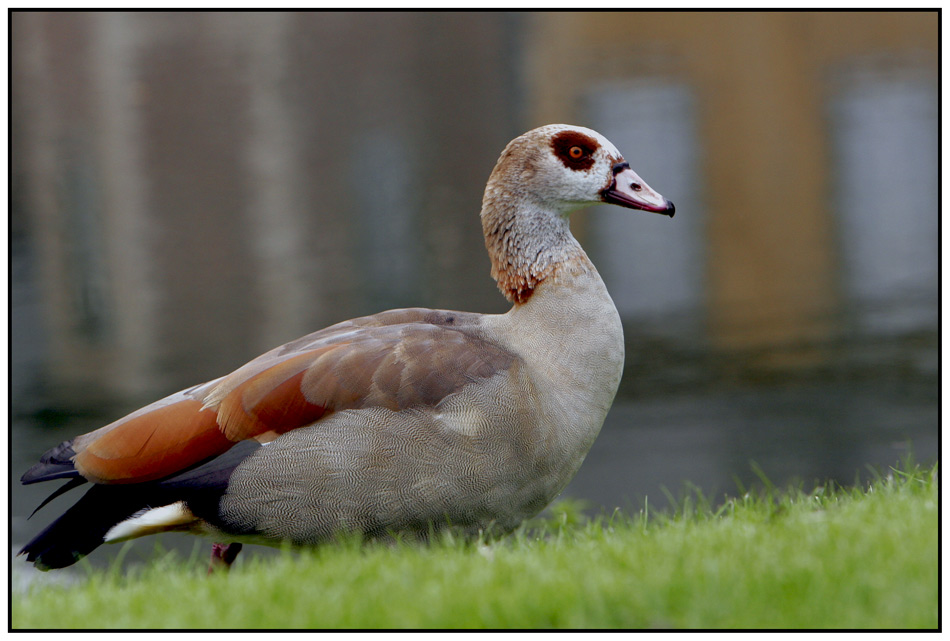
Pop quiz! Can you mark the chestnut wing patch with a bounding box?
[43,310,514,485]
[73,399,233,484]
[213,321,516,442]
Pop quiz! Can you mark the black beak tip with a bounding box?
[666,201,675,218]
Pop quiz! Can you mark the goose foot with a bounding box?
[207,542,243,574]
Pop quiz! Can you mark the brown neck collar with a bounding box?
[481,194,592,305]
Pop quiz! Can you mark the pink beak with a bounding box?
[601,162,675,217]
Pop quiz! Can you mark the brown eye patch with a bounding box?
[551,130,599,170]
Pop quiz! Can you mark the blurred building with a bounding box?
[527,12,937,353]
[11,11,938,411]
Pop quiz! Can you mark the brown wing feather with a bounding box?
[73,399,231,484]
[60,308,516,484]
[215,321,516,440]
[215,348,334,441]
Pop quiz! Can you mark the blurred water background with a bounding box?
[10,11,938,585]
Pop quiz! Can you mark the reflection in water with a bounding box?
[570,380,936,514]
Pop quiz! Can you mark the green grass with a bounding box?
[12,461,937,629]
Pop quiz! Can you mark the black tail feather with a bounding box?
[21,440,80,484]
[29,477,88,518]
[19,485,146,571]
[18,438,263,570]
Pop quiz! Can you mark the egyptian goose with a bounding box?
[20,124,674,571]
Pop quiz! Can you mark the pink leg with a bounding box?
[207,542,243,575]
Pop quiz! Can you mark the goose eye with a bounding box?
[550,130,599,170]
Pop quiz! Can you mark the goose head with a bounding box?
[484,124,675,217]
[482,124,674,304]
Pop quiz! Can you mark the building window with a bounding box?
[583,79,704,333]
[827,59,938,335]
[349,129,418,308]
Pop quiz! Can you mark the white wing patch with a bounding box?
[104,502,196,543]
